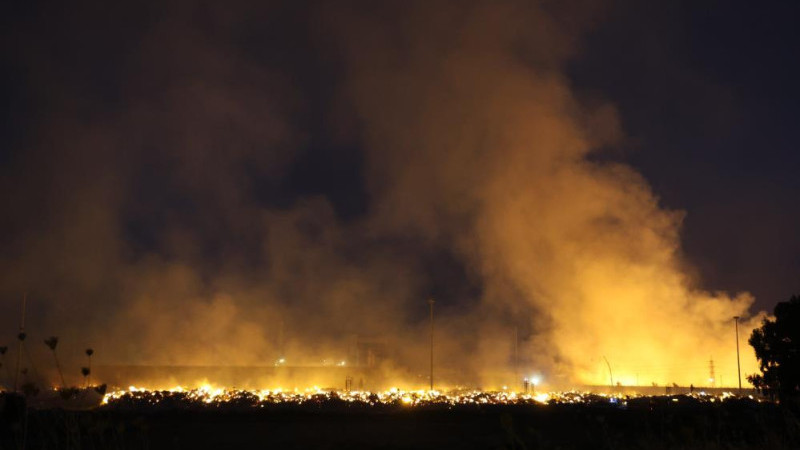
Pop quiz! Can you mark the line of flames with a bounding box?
[102,385,757,408]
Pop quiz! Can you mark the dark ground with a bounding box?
[2,395,800,449]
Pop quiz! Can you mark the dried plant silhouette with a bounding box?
[44,336,66,388]
[0,345,8,387]
[85,348,94,387]
[14,331,26,391]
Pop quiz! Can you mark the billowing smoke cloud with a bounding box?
[0,0,763,390]
[327,1,764,387]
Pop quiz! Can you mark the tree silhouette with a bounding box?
[748,294,800,403]
[44,336,66,388]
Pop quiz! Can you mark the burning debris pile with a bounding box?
[101,386,760,412]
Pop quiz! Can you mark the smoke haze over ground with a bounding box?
[0,0,785,390]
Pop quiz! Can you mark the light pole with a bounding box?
[513,326,518,387]
[428,298,435,391]
[602,355,614,388]
[531,376,540,395]
[734,316,742,391]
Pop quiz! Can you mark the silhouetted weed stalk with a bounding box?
[44,336,66,388]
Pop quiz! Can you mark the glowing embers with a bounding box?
[101,386,756,410]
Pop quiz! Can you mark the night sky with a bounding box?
[569,0,800,311]
[0,0,798,378]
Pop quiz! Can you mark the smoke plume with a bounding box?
[0,0,763,390]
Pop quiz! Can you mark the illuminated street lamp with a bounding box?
[734,316,742,391]
[602,356,614,388]
[428,298,435,391]
[530,375,540,394]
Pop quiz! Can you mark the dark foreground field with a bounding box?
[2,396,800,449]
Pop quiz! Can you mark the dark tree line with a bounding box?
[748,294,800,404]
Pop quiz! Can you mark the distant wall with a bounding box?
[580,385,762,397]
[94,365,388,391]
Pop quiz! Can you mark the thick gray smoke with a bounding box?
[0,1,763,390]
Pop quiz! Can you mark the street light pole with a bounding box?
[602,355,614,389]
[429,298,435,391]
[734,316,742,391]
[514,326,519,388]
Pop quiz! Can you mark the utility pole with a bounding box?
[278,320,284,358]
[428,298,435,391]
[513,326,519,387]
[734,316,742,391]
[709,357,716,388]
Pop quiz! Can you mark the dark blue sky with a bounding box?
[568,0,800,310]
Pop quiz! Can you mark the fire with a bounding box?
[100,385,759,409]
